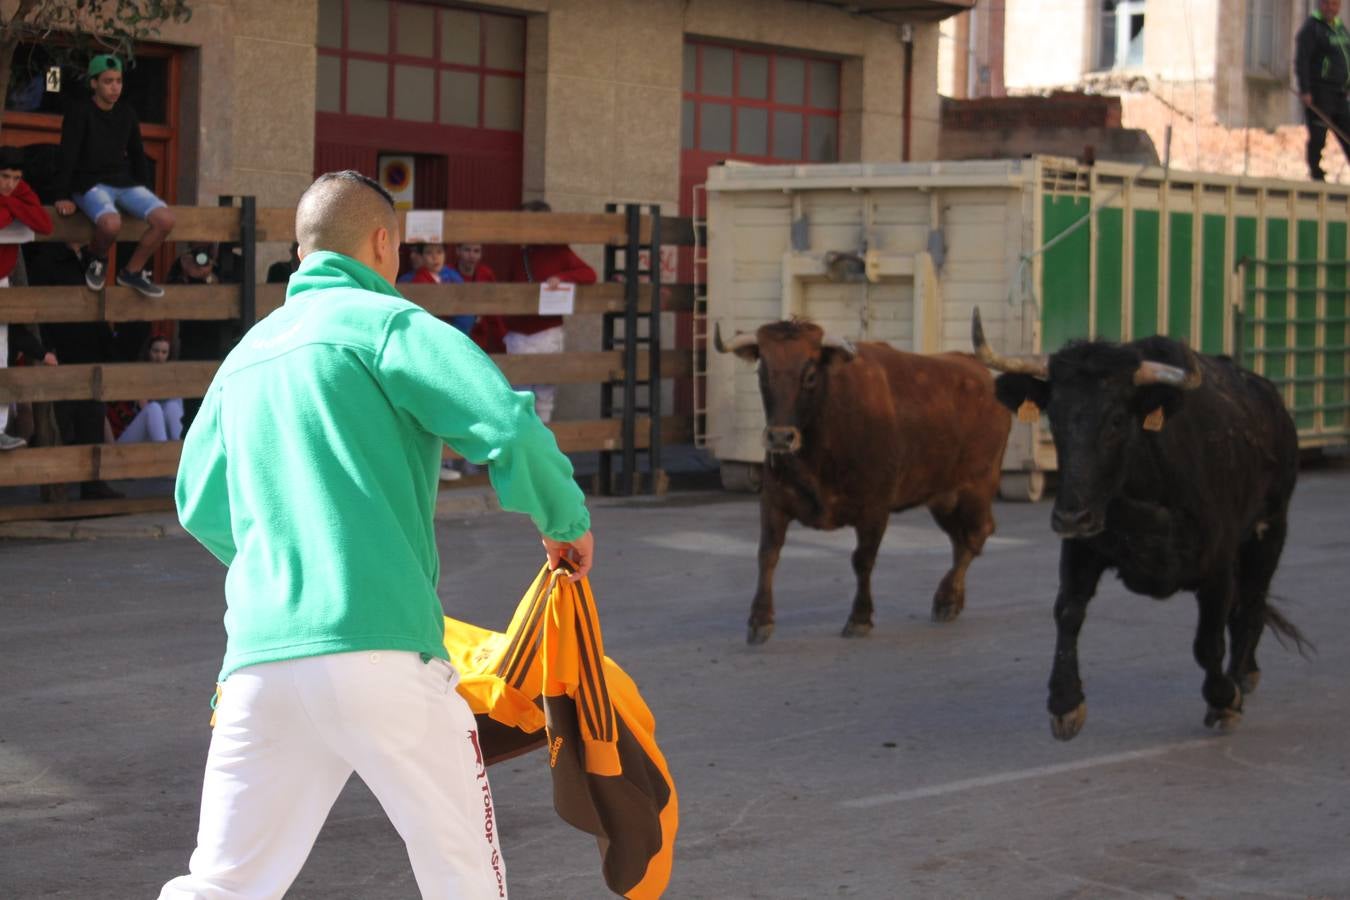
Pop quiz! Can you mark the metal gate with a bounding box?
[1235,256,1350,446]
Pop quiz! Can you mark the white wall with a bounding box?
[1003,0,1092,91]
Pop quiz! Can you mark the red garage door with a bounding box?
[677,40,842,413]
[315,1,524,270]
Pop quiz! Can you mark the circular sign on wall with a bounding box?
[378,154,415,209]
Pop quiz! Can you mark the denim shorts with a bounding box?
[74,183,167,222]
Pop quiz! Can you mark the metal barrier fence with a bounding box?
[1235,256,1350,445]
[0,202,695,522]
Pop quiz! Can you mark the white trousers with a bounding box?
[503,326,564,423]
[159,651,507,900]
[117,398,184,443]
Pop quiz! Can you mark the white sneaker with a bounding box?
[0,433,27,451]
[439,463,462,481]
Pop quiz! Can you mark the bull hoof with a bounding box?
[1049,703,1087,741]
[1238,670,1261,696]
[931,600,963,624]
[1204,685,1242,734]
[1204,687,1243,732]
[1204,705,1243,732]
[840,620,873,638]
[746,623,774,645]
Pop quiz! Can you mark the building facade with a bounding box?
[1,0,967,417]
[937,1,1331,182]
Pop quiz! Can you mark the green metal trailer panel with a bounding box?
[1042,196,1091,353]
[1096,208,1124,341]
[1168,211,1193,341]
[1132,209,1160,339]
[1201,215,1226,353]
[1329,223,1347,422]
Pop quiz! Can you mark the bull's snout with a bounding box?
[762,426,802,454]
[1051,505,1104,539]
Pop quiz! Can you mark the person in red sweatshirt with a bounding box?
[502,200,596,423]
[0,145,55,450]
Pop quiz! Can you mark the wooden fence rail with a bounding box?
[1,202,694,521]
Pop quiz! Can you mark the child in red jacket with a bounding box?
[0,145,55,450]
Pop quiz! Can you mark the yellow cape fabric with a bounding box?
[444,565,678,900]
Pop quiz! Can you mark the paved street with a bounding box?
[3,465,1349,898]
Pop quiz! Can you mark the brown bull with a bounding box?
[716,319,1011,644]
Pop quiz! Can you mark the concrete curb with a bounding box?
[1,488,502,542]
[0,514,185,541]
[435,487,501,519]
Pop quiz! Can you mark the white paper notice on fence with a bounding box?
[538,282,576,315]
[0,221,35,244]
[403,210,443,245]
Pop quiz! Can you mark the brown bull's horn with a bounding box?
[821,334,856,359]
[971,307,1048,377]
[713,322,759,354]
[1134,354,1203,390]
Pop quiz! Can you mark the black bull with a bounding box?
[971,308,1311,740]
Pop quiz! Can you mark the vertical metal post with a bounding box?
[220,195,257,329]
[621,204,640,496]
[239,196,257,328]
[648,204,662,493]
[598,203,618,495]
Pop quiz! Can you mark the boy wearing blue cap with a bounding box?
[54,54,175,298]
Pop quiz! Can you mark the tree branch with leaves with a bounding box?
[0,0,192,136]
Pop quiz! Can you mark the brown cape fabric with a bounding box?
[444,565,678,899]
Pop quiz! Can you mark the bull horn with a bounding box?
[1134,353,1202,390]
[971,308,1048,377]
[714,322,758,354]
[821,334,856,359]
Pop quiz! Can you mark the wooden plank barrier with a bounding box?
[1,203,694,521]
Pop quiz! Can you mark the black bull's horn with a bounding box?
[970,308,1202,390]
[970,308,1048,377]
[1133,356,1203,389]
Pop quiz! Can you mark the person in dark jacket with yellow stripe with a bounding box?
[1296,0,1350,180]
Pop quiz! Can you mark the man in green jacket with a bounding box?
[1296,0,1350,180]
[160,171,594,900]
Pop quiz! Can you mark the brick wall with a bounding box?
[1119,83,1350,183]
[942,92,1122,130]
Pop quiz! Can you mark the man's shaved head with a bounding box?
[295,171,398,259]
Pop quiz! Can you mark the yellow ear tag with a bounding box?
[1017,399,1040,423]
[1142,407,1165,431]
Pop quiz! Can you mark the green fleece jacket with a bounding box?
[176,251,590,681]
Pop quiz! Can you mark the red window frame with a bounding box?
[682,39,841,164]
[318,0,525,131]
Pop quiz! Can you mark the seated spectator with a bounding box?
[108,334,182,443]
[0,145,54,450]
[53,55,175,298]
[501,200,597,424]
[266,242,300,284]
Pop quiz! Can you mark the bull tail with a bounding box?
[1263,598,1316,659]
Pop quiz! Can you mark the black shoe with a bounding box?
[116,268,165,298]
[84,254,107,290]
[80,480,125,500]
